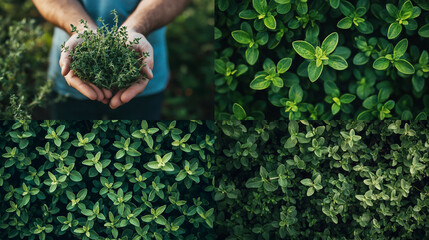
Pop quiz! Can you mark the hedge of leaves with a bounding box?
[0,120,215,240]
[215,120,429,239]
[0,17,52,120]
[215,0,429,120]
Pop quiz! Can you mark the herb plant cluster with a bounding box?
[215,120,429,239]
[62,10,149,91]
[0,17,52,120]
[0,120,215,240]
[215,0,429,120]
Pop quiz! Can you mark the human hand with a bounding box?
[109,29,154,109]
[60,32,112,104]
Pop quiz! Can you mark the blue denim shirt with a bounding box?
[48,0,169,99]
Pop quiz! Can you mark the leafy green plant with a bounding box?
[0,120,215,239]
[62,10,149,91]
[215,0,429,120]
[215,120,429,239]
[0,17,52,120]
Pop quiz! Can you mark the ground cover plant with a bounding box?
[214,120,429,239]
[215,0,429,120]
[0,120,215,239]
[62,10,148,91]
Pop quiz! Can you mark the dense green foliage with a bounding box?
[63,10,148,91]
[0,120,215,239]
[215,120,429,239]
[164,0,214,119]
[0,17,51,120]
[215,0,429,120]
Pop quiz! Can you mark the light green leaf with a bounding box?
[308,60,323,82]
[321,32,338,55]
[293,41,315,59]
[233,103,247,120]
[394,59,415,74]
[373,57,390,70]
[327,55,348,70]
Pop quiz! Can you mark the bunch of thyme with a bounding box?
[62,10,149,91]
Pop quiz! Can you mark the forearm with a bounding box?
[122,0,190,35]
[32,0,96,35]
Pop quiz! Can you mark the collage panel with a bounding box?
[215,0,429,120]
[0,120,215,239]
[214,120,429,239]
[0,0,213,120]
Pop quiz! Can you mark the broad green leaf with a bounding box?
[394,59,415,74]
[328,55,348,70]
[418,24,429,38]
[293,41,316,59]
[264,15,276,30]
[289,85,303,103]
[321,32,339,55]
[340,94,356,104]
[308,60,323,82]
[393,39,408,59]
[373,57,390,70]
[250,77,271,90]
[253,0,267,14]
[300,178,313,186]
[245,177,263,188]
[337,17,353,29]
[387,22,402,39]
[233,103,247,120]
[70,171,82,182]
[246,46,259,65]
[231,30,252,44]
[277,58,292,74]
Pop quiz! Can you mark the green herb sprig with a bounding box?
[62,10,149,91]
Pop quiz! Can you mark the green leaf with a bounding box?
[250,77,271,90]
[400,0,413,19]
[253,0,267,14]
[387,22,402,39]
[340,94,356,104]
[337,17,353,29]
[373,57,390,70]
[264,15,276,29]
[293,41,316,59]
[245,177,263,188]
[331,103,341,115]
[321,32,338,55]
[277,58,292,74]
[70,171,82,182]
[394,59,415,74]
[327,55,348,70]
[95,162,103,173]
[393,39,408,59]
[308,60,323,82]
[289,85,303,103]
[233,103,247,120]
[307,187,315,196]
[231,30,252,44]
[300,178,313,186]
[130,218,140,227]
[246,46,259,65]
[418,24,429,38]
[263,181,278,192]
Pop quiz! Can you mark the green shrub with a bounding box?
[215,0,429,120]
[0,17,52,120]
[0,120,215,239]
[63,10,148,91]
[214,120,429,239]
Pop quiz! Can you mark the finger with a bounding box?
[60,35,80,76]
[102,88,113,99]
[101,99,109,104]
[109,89,125,109]
[120,79,149,104]
[88,83,104,102]
[65,71,97,100]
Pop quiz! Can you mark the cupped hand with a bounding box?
[109,29,154,109]
[60,33,112,104]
